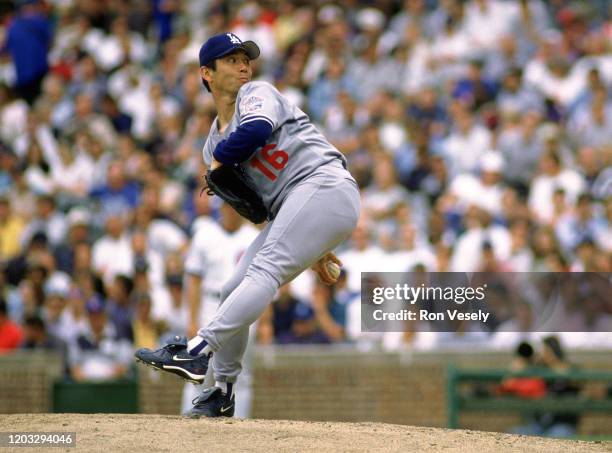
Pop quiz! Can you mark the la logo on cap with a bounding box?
[227,33,241,44]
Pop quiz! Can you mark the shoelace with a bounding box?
[191,389,228,407]
[192,392,214,407]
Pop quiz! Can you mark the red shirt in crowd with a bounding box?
[0,319,23,352]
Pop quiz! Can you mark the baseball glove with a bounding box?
[203,164,269,224]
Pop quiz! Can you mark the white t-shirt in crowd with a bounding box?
[339,245,389,293]
[181,221,258,326]
[92,233,134,284]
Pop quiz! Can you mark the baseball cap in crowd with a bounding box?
[67,207,91,228]
[294,302,315,321]
[317,4,343,24]
[85,295,105,314]
[44,273,71,298]
[356,8,385,31]
[480,151,505,174]
[198,33,260,68]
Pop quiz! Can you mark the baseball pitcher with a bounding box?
[136,32,360,417]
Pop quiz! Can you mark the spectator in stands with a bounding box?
[258,284,299,345]
[21,314,68,373]
[100,94,133,135]
[64,92,116,149]
[60,286,88,343]
[449,207,511,272]
[91,213,134,285]
[568,86,612,149]
[496,110,542,195]
[441,105,492,176]
[0,296,22,352]
[132,292,162,350]
[363,152,410,225]
[68,295,132,381]
[53,207,92,275]
[452,59,497,111]
[555,193,602,255]
[282,300,329,345]
[533,336,581,438]
[51,139,94,205]
[89,161,140,218]
[0,195,25,261]
[106,274,135,342]
[339,217,387,293]
[528,151,585,225]
[21,195,67,248]
[504,219,534,271]
[307,58,357,123]
[5,231,52,298]
[41,272,71,342]
[311,281,346,343]
[499,341,547,399]
[3,0,53,105]
[448,150,507,217]
[496,68,543,116]
[387,222,437,271]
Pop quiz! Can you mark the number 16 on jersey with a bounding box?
[250,143,288,181]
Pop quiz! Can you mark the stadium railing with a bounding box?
[447,365,612,437]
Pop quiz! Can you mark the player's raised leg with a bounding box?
[187,170,359,417]
[200,168,360,357]
[135,220,270,385]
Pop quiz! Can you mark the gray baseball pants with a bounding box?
[198,164,360,383]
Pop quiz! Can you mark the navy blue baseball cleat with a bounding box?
[134,336,210,384]
[186,387,235,418]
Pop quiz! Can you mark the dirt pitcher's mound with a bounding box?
[1,414,609,452]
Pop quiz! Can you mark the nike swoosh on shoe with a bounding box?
[172,354,196,361]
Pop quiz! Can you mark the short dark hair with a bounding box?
[543,335,564,360]
[577,193,593,205]
[202,60,217,93]
[24,315,45,330]
[516,341,534,360]
[114,274,134,296]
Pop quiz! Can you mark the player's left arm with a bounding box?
[212,83,281,166]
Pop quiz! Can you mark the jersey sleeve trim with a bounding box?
[240,115,274,128]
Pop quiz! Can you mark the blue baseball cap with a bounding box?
[294,302,315,321]
[85,295,105,314]
[199,32,260,68]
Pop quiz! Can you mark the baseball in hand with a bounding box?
[325,261,341,280]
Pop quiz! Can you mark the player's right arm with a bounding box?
[311,252,342,285]
[210,158,222,170]
[211,82,280,166]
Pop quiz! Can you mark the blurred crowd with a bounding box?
[0,0,610,379]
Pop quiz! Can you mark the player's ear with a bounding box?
[201,66,213,86]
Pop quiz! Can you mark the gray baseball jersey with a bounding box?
[202,81,350,217]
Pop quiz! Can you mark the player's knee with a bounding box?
[220,279,238,303]
[245,263,280,292]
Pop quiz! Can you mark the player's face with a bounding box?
[210,51,252,94]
